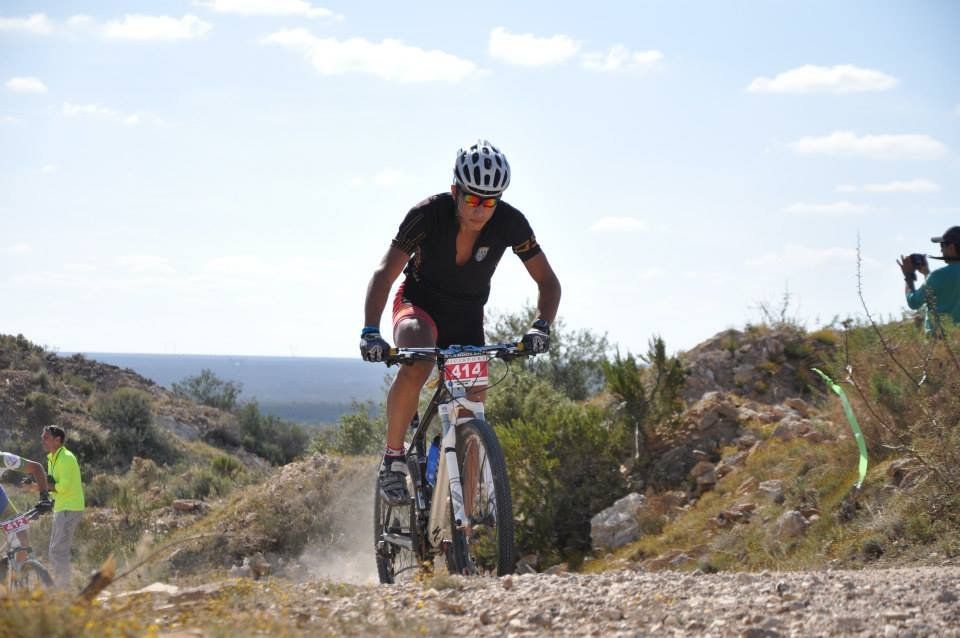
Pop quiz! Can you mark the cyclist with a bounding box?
[360,139,561,505]
[1,450,53,565]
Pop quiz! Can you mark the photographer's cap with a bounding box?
[931,226,960,244]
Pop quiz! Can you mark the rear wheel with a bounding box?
[446,419,515,576]
[373,481,418,584]
[10,559,53,591]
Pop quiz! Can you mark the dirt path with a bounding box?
[304,565,960,636]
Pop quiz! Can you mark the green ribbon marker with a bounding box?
[812,368,868,489]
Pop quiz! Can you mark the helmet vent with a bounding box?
[453,139,511,196]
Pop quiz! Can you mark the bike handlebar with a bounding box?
[383,341,530,367]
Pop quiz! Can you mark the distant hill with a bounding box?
[59,352,391,424]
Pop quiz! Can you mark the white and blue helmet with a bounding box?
[453,139,511,197]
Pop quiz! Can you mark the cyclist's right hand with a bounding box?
[360,328,391,362]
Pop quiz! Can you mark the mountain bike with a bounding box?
[0,506,54,591]
[373,342,529,583]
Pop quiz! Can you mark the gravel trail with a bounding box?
[310,566,960,637]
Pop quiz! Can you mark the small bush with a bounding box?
[92,388,178,468]
[84,473,121,507]
[24,391,59,428]
[236,402,308,465]
[327,401,385,456]
[211,454,243,479]
[172,369,242,410]
[500,403,628,565]
[172,467,232,500]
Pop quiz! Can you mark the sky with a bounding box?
[2,1,959,358]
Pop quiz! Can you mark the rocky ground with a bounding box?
[64,564,958,637]
[304,566,960,637]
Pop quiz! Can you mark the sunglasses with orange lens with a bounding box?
[462,193,499,209]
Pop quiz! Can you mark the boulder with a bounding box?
[590,493,646,552]
[775,510,809,540]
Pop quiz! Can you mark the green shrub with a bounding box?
[24,391,58,428]
[172,369,242,410]
[485,307,611,401]
[326,401,385,455]
[172,467,231,500]
[235,402,308,465]
[63,373,95,396]
[499,403,628,565]
[92,388,178,468]
[84,473,121,507]
[211,454,243,479]
[31,369,51,391]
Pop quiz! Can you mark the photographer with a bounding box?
[898,225,960,335]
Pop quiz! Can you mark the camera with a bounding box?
[909,253,928,270]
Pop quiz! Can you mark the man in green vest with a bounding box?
[41,424,85,589]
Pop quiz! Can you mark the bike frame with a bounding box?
[387,343,522,559]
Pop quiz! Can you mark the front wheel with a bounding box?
[10,559,53,591]
[446,418,515,576]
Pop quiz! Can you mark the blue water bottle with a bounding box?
[426,435,441,487]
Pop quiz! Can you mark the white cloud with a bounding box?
[748,64,897,94]
[590,216,647,232]
[838,179,940,193]
[66,15,96,31]
[788,131,948,160]
[783,201,877,215]
[1,115,21,124]
[5,243,32,255]
[62,102,158,126]
[488,27,580,67]
[116,255,176,275]
[102,14,212,41]
[746,244,861,269]
[41,164,57,174]
[196,0,339,19]
[5,77,48,94]
[0,13,53,35]
[263,29,478,83]
[581,46,662,72]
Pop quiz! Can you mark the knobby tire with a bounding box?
[373,480,418,584]
[446,418,515,576]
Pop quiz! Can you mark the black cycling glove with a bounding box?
[360,327,390,362]
[521,319,551,354]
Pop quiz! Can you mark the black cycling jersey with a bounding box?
[391,193,542,313]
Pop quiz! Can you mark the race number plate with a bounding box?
[1,513,30,534]
[443,355,489,389]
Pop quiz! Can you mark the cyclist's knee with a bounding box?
[394,317,436,347]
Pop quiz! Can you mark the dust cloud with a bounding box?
[297,456,381,585]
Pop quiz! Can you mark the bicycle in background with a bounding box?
[373,342,530,583]
[1,505,54,591]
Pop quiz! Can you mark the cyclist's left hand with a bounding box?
[521,319,551,354]
[35,492,53,514]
